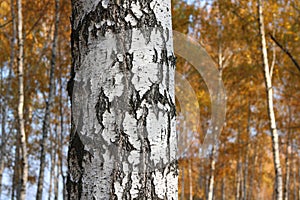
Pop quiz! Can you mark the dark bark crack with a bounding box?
[95,87,111,130]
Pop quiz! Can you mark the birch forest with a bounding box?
[0,0,299,199]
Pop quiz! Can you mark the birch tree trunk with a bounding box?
[16,0,28,198]
[59,67,66,200]
[236,125,241,200]
[248,141,257,200]
[181,165,185,200]
[207,25,226,200]
[188,159,193,200]
[243,101,251,200]
[221,177,225,200]
[11,145,20,200]
[36,0,60,198]
[67,0,177,199]
[284,105,291,200]
[207,146,216,200]
[258,0,283,199]
[47,130,55,200]
[0,0,16,197]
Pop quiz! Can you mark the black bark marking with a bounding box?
[95,87,110,130]
[129,91,142,119]
[153,48,158,63]
[160,49,169,66]
[142,83,176,119]
[66,132,84,200]
[118,52,134,72]
[122,172,133,199]
[70,0,177,198]
[72,0,163,46]
[112,129,136,152]
[169,53,176,68]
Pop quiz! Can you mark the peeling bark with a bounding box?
[67,0,177,199]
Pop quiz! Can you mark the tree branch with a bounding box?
[269,33,300,73]
[0,20,12,28]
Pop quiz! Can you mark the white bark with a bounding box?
[258,0,283,199]
[0,0,16,197]
[207,147,216,200]
[17,0,28,198]
[67,0,177,199]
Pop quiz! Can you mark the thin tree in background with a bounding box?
[0,0,16,197]
[16,0,28,198]
[36,0,60,199]
[283,103,291,200]
[59,64,66,200]
[258,0,283,199]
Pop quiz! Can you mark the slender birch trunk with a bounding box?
[11,145,20,200]
[59,63,66,200]
[221,177,226,200]
[236,134,241,200]
[67,0,177,199]
[181,165,185,200]
[243,100,251,200]
[188,158,193,200]
[207,146,216,200]
[248,142,258,200]
[16,0,28,198]
[48,126,58,200]
[207,27,225,200]
[284,105,292,200]
[258,0,283,199]
[0,0,16,197]
[36,0,60,199]
[54,150,59,200]
[292,144,297,200]
[0,159,3,199]
[47,132,55,200]
[258,155,263,200]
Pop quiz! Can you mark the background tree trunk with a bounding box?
[188,159,193,200]
[59,64,66,200]
[67,0,177,199]
[0,0,16,197]
[284,105,291,200]
[36,0,60,198]
[207,146,216,200]
[258,0,283,199]
[16,0,28,198]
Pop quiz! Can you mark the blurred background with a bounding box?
[0,0,299,199]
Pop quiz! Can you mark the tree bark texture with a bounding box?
[67,0,177,199]
[17,0,28,198]
[0,0,16,197]
[258,0,283,199]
